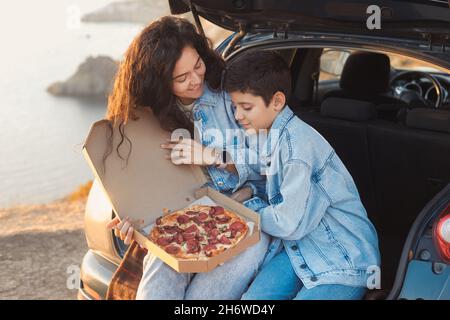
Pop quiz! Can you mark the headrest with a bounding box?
[321,97,377,121]
[340,51,391,96]
[406,108,450,133]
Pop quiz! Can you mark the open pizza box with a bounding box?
[82,107,261,273]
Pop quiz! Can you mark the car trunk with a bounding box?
[170,0,450,63]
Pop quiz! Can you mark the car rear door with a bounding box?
[389,183,450,300]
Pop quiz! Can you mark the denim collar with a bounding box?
[263,106,295,158]
[195,83,217,108]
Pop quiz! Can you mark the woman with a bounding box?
[105,16,269,299]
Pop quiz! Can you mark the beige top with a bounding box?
[176,98,196,122]
[176,98,196,112]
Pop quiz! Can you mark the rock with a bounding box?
[47,56,118,99]
[81,0,170,24]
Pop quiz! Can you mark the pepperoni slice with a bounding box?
[175,233,184,244]
[207,220,217,228]
[156,236,174,246]
[156,217,162,225]
[198,212,208,221]
[219,235,231,245]
[230,229,238,239]
[163,225,182,234]
[208,238,220,245]
[209,206,224,217]
[186,239,199,251]
[203,221,216,232]
[184,224,198,233]
[186,211,198,216]
[215,215,231,224]
[182,232,196,241]
[196,234,205,242]
[165,245,180,254]
[192,216,204,225]
[176,215,190,224]
[230,221,245,231]
[208,228,219,238]
[214,206,224,215]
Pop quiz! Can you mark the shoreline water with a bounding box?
[0,0,143,208]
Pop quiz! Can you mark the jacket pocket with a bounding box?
[268,192,283,205]
[301,219,353,274]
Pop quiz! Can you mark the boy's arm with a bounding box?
[258,161,325,240]
[226,145,264,192]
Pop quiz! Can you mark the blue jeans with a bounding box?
[136,232,270,300]
[242,249,367,300]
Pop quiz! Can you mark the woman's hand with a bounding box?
[161,138,217,166]
[106,216,144,246]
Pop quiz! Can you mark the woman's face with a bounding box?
[172,46,206,104]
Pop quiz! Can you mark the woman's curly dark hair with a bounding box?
[103,16,225,169]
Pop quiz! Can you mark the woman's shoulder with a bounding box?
[199,83,232,106]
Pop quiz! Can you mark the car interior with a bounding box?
[267,47,450,296]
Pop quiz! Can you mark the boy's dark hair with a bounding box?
[224,50,291,106]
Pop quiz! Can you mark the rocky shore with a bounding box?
[0,199,87,299]
[47,56,118,99]
[81,0,169,24]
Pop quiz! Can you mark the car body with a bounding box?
[78,0,450,300]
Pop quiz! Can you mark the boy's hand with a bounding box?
[230,186,253,203]
[106,216,144,246]
[161,138,217,166]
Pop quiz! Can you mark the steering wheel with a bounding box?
[390,71,443,109]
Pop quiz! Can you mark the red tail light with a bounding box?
[433,204,450,264]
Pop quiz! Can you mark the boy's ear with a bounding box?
[272,91,286,111]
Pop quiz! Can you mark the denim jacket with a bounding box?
[189,84,265,201]
[243,106,381,289]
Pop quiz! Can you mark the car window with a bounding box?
[387,52,448,73]
[319,48,352,82]
[319,48,448,82]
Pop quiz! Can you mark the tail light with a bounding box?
[433,204,450,264]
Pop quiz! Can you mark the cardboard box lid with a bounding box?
[82,108,208,226]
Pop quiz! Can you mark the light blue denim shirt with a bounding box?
[243,106,381,289]
[189,84,265,199]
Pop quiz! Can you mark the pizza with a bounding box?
[149,205,248,260]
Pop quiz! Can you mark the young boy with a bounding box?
[224,51,381,300]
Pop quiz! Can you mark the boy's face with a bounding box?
[230,91,285,134]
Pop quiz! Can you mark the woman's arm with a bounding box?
[161,138,264,194]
